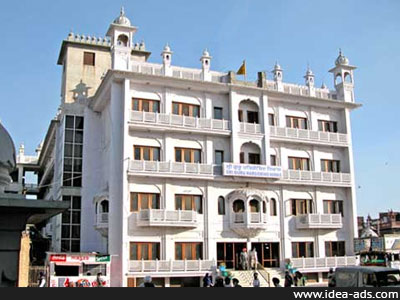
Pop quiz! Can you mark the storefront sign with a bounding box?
[223,163,282,179]
[50,254,67,262]
[95,255,111,262]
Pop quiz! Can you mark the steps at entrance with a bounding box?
[230,269,270,287]
[264,267,286,286]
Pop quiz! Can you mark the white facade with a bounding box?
[33,10,361,287]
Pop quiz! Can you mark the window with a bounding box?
[270,198,277,216]
[291,199,313,216]
[270,155,277,166]
[292,242,314,258]
[238,110,243,122]
[321,159,340,173]
[133,146,160,161]
[233,200,245,213]
[130,193,160,212]
[323,200,344,217]
[248,153,261,165]
[61,195,81,252]
[83,52,95,66]
[215,150,224,165]
[318,120,338,133]
[83,264,107,276]
[240,152,245,164]
[172,102,200,117]
[214,107,223,120]
[175,148,201,163]
[63,116,84,187]
[129,242,160,260]
[175,242,203,260]
[249,199,260,213]
[218,196,225,215]
[268,113,275,126]
[286,116,307,129]
[325,241,345,257]
[288,157,310,170]
[132,98,160,113]
[175,195,202,214]
[247,111,259,124]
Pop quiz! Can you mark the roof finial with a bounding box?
[339,48,342,56]
[121,6,125,16]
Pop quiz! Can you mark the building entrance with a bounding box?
[217,242,246,270]
[251,242,280,268]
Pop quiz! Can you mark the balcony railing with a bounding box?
[231,212,268,238]
[239,122,262,134]
[136,209,197,228]
[130,111,231,133]
[291,256,359,270]
[296,214,343,229]
[96,213,109,226]
[281,170,351,186]
[269,126,348,146]
[129,160,220,177]
[128,259,216,273]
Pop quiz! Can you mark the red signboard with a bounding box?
[50,254,67,262]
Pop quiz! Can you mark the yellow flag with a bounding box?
[236,60,246,75]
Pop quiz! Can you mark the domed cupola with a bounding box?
[113,7,131,26]
[335,49,349,66]
[0,123,16,192]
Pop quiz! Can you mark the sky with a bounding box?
[0,0,399,217]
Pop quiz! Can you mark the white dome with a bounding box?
[0,123,16,172]
[113,7,131,26]
[202,49,210,57]
[335,50,349,66]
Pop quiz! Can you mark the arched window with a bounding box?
[335,74,342,85]
[100,200,109,213]
[233,200,245,213]
[218,196,225,215]
[262,201,267,214]
[344,72,352,83]
[117,34,129,46]
[249,199,260,213]
[270,198,277,216]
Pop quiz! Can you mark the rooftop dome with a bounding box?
[274,61,282,70]
[305,67,314,76]
[113,7,131,26]
[202,49,210,57]
[163,43,171,53]
[335,49,349,66]
[0,122,16,172]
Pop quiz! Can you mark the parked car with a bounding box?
[335,266,400,287]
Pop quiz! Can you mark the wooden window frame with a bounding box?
[323,200,344,217]
[318,120,338,133]
[129,242,160,260]
[133,145,160,161]
[270,198,277,216]
[247,111,259,124]
[321,159,340,173]
[248,153,261,165]
[130,193,160,212]
[292,242,314,258]
[213,107,223,120]
[215,150,224,165]
[175,194,203,214]
[172,102,200,117]
[291,199,313,216]
[132,98,160,113]
[218,196,225,215]
[288,157,310,171]
[175,242,203,260]
[325,241,345,257]
[238,110,243,122]
[83,52,95,66]
[270,155,277,166]
[268,113,275,126]
[286,116,308,129]
[175,148,201,163]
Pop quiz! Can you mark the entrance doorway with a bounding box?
[251,242,280,268]
[217,242,246,270]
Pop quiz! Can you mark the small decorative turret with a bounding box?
[304,65,315,96]
[272,62,284,91]
[161,43,173,76]
[200,49,212,81]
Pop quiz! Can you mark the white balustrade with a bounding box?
[281,170,351,186]
[270,126,348,145]
[296,213,343,229]
[291,256,358,270]
[129,259,216,273]
[239,122,262,134]
[137,209,197,227]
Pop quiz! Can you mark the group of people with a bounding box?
[203,272,261,287]
[239,248,258,270]
[283,270,307,287]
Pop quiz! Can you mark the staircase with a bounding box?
[230,268,270,287]
[264,267,286,286]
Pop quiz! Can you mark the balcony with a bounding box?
[130,111,231,135]
[269,126,348,146]
[128,259,216,275]
[230,212,268,238]
[128,160,220,179]
[291,256,359,271]
[239,122,262,134]
[136,209,198,228]
[280,170,352,187]
[94,213,108,236]
[296,214,343,229]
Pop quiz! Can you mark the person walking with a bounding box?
[272,277,281,287]
[296,271,306,287]
[224,277,233,287]
[284,271,293,287]
[250,248,258,270]
[232,278,242,287]
[213,277,225,287]
[328,268,336,287]
[96,272,105,287]
[139,276,155,287]
[252,272,261,287]
[202,273,213,287]
[239,248,249,270]
[38,272,46,287]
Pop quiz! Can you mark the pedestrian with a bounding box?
[250,248,258,270]
[96,272,105,287]
[272,277,281,287]
[252,272,261,287]
[213,277,225,287]
[296,271,306,287]
[139,275,155,287]
[224,277,233,287]
[328,268,336,287]
[38,272,46,287]
[284,271,293,287]
[232,278,242,287]
[203,273,213,287]
[240,248,249,270]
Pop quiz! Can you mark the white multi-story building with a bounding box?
[34,9,361,287]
